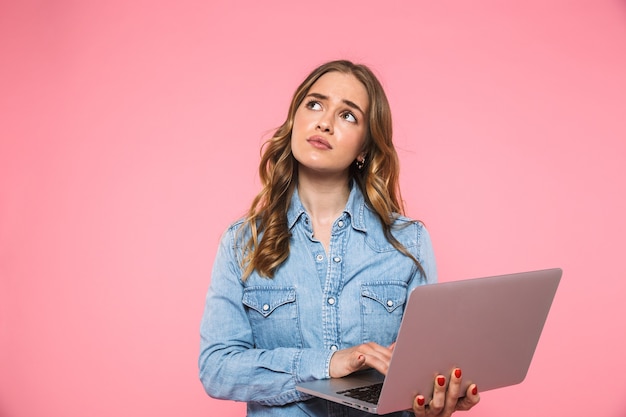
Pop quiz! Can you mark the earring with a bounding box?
[356,157,365,170]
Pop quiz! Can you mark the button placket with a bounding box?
[321,214,348,353]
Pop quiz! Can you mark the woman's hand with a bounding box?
[328,342,394,378]
[412,368,480,416]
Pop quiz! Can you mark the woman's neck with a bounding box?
[297,172,351,225]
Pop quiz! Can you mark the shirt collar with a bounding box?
[287,181,368,233]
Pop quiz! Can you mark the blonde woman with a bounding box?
[199,60,480,416]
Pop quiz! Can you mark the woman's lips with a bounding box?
[307,136,332,149]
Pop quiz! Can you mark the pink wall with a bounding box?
[1,1,625,416]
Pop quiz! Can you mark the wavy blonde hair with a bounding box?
[239,60,422,279]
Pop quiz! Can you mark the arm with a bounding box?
[198,227,333,406]
[414,222,437,286]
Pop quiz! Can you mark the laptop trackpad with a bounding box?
[349,369,385,383]
[329,369,385,390]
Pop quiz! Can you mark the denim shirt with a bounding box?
[199,183,437,416]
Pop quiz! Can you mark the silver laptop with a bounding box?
[296,268,562,414]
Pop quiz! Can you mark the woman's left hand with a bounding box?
[412,368,480,416]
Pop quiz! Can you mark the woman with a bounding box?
[199,60,480,416]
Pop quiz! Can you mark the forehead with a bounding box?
[307,71,369,112]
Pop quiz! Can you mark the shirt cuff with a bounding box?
[294,348,336,382]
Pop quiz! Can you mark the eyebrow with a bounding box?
[306,92,365,116]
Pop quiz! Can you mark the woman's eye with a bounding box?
[342,112,357,123]
[306,100,322,110]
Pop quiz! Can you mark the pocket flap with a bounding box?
[361,282,407,313]
[242,287,296,317]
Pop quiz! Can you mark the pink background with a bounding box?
[1,1,625,416]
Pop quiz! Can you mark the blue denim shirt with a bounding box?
[199,182,437,416]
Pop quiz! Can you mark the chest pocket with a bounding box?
[360,282,408,345]
[242,287,302,349]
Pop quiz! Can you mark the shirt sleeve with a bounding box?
[198,226,334,406]
[412,222,438,288]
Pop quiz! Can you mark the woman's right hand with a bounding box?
[329,342,395,378]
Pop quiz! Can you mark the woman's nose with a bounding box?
[317,115,333,133]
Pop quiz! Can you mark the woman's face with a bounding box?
[291,71,369,178]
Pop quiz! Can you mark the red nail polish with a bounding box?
[437,376,445,386]
[417,396,425,406]
[454,368,462,378]
[472,385,478,395]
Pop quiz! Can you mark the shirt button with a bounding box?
[333,256,341,263]
[386,300,394,307]
[337,220,344,228]
[316,254,324,262]
[327,297,336,305]
[262,304,270,311]
[330,345,338,351]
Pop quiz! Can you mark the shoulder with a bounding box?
[362,206,429,249]
[226,217,246,235]
[214,218,250,259]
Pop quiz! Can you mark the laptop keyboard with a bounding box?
[337,383,383,405]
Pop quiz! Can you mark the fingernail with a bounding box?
[417,396,425,406]
[437,376,446,386]
[454,368,462,378]
[472,385,478,395]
